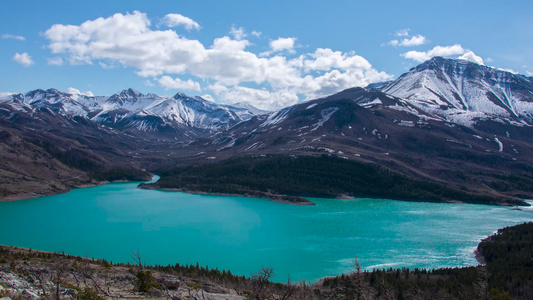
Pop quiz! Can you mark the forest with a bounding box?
[142,155,517,205]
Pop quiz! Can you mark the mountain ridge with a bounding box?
[1,88,265,133]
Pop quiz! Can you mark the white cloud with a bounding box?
[209,85,299,110]
[144,80,155,87]
[47,57,64,66]
[200,94,215,102]
[401,35,427,47]
[395,29,410,37]
[67,87,94,97]
[387,30,428,48]
[2,34,25,41]
[486,57,494,63]
[230,25,246,40]
[45,11,206,76]
[387,34,427,47]
[0,92,17,97]
[387,40,399,47]
[261,37,297,56]
[526,71,533,77]
[496,68,517,74]
[402,44,466,62]
[458,51,484,65]
[251,30,262,38]
[270,37,296,52]
[303,48,372,71]
[43,11,391,110]
[158,75,201,91]
[162,13,201,31]
[98,61,115,69]
[13,52,34,67]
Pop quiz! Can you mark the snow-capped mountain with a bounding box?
[372,57,533,127]
[0,88,265,133]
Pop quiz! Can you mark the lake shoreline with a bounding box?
[0,179,140,203]
[138,183,531,207]
[138,184,316,205]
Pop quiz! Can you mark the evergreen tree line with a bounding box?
[148,154,507,204]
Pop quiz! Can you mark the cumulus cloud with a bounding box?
[230,25,246,40]
[158,75,201,91]
[45,11,206,76]
[270,37,296,52]
[261,37,297,56]
[387,34,427,47]
[2,34,25,41]
[497,68,518,74]
[395,29,410,37]
[67,87,94,97]
[98,61,116,69]
[0,92,17,97]
[200,94,215,102]
[402,44,466,62]
[47,57,64,66]
[13,52,34,67]
[251,30,262,38]
[43,11,391,110]
[162,13,201,31]
[304,48,372,71]
[209,84,299,110]
[458,51,484,65]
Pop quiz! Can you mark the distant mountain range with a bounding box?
[2,57,533,205]
[2,88,266,134]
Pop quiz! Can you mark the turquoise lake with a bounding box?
[1,179,532,282]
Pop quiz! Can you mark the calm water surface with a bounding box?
[1,179,532,282]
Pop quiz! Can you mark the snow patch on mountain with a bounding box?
[494,137,503,152]
[311,107,339,131]
[261,107,292,127]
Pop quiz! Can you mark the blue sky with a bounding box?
[1,0,531,109]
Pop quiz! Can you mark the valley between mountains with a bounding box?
[2,57,533,205]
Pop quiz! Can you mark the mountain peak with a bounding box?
[413,56,476,73]
[113,88,144,99]
[173,91,191,100]
[377,57,533,126]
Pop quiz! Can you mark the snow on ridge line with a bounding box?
[494,137,503,152]
[261,107,292,127]
[311,107,339,131]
